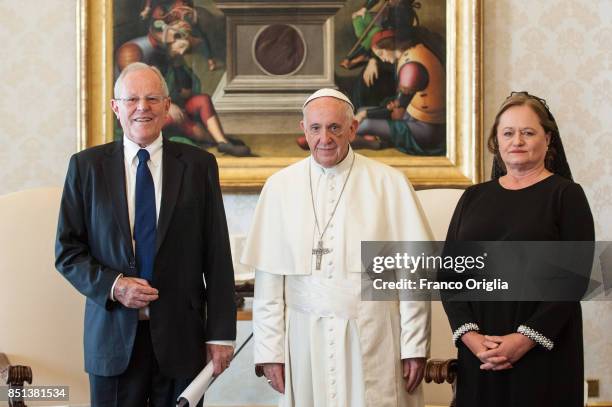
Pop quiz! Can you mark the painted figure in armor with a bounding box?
[353,1,446,155]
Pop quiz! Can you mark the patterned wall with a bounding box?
[0,0,609,402]
[0,0,76,193]
[482,1,612,399]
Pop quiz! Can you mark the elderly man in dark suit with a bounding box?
[55,62,236,406]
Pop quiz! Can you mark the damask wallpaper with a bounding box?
[0,0,609,402]
[0,0,76,193]
[482,2,612,398]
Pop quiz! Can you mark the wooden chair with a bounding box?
[1,353,32,407]
[0,188,89,405]
[416,188,464,407]
[425,358,458,406]
[0,187,463,406]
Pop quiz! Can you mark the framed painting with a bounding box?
[78,0,483,190]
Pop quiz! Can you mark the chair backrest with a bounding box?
[0,186,464,406]
[0,187,89,404]
[416,188,464,241]
[416,188,464,406]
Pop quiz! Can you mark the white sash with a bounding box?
[286,275,360,320]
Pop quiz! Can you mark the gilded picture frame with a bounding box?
[77,0,483,191]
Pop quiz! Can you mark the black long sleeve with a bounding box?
[441,188,479,339]
[520,182,594,345]
[443,175,594,407]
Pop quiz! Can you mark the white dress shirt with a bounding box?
[123,134,164,241]
[111,135,233,347]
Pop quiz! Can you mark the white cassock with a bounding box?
[242,148,432,407]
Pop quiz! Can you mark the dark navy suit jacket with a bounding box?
[55,139,236,378]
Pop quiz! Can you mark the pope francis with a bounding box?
[242,89,432,407]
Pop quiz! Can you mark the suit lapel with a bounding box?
[156,139,184,253]
[102,141,134,257]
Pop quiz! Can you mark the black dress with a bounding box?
[442,175,595,407]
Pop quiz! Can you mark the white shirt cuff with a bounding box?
[206,340,235,348]
[109,273,123,301]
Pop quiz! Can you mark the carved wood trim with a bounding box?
[425,358,458,407]
[0,353,33,407]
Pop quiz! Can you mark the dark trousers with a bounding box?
[89,321,200,407]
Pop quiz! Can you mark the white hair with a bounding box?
[113,62,169,98]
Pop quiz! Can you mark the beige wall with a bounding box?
[482,2,612,400]
[0,0,77,193]
[0,0,610,402]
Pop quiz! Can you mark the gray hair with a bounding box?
[113,62,169,98]
[302,97,354,125]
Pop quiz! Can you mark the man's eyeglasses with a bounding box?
[115,95,168,106]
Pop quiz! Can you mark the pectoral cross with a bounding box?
[312,240,330,270]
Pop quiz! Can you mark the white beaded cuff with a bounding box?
[517,325,554,350]
[452,322,480,344]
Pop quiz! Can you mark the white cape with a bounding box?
[242,153,433,274]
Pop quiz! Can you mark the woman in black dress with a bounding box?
[442,92,594,407]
